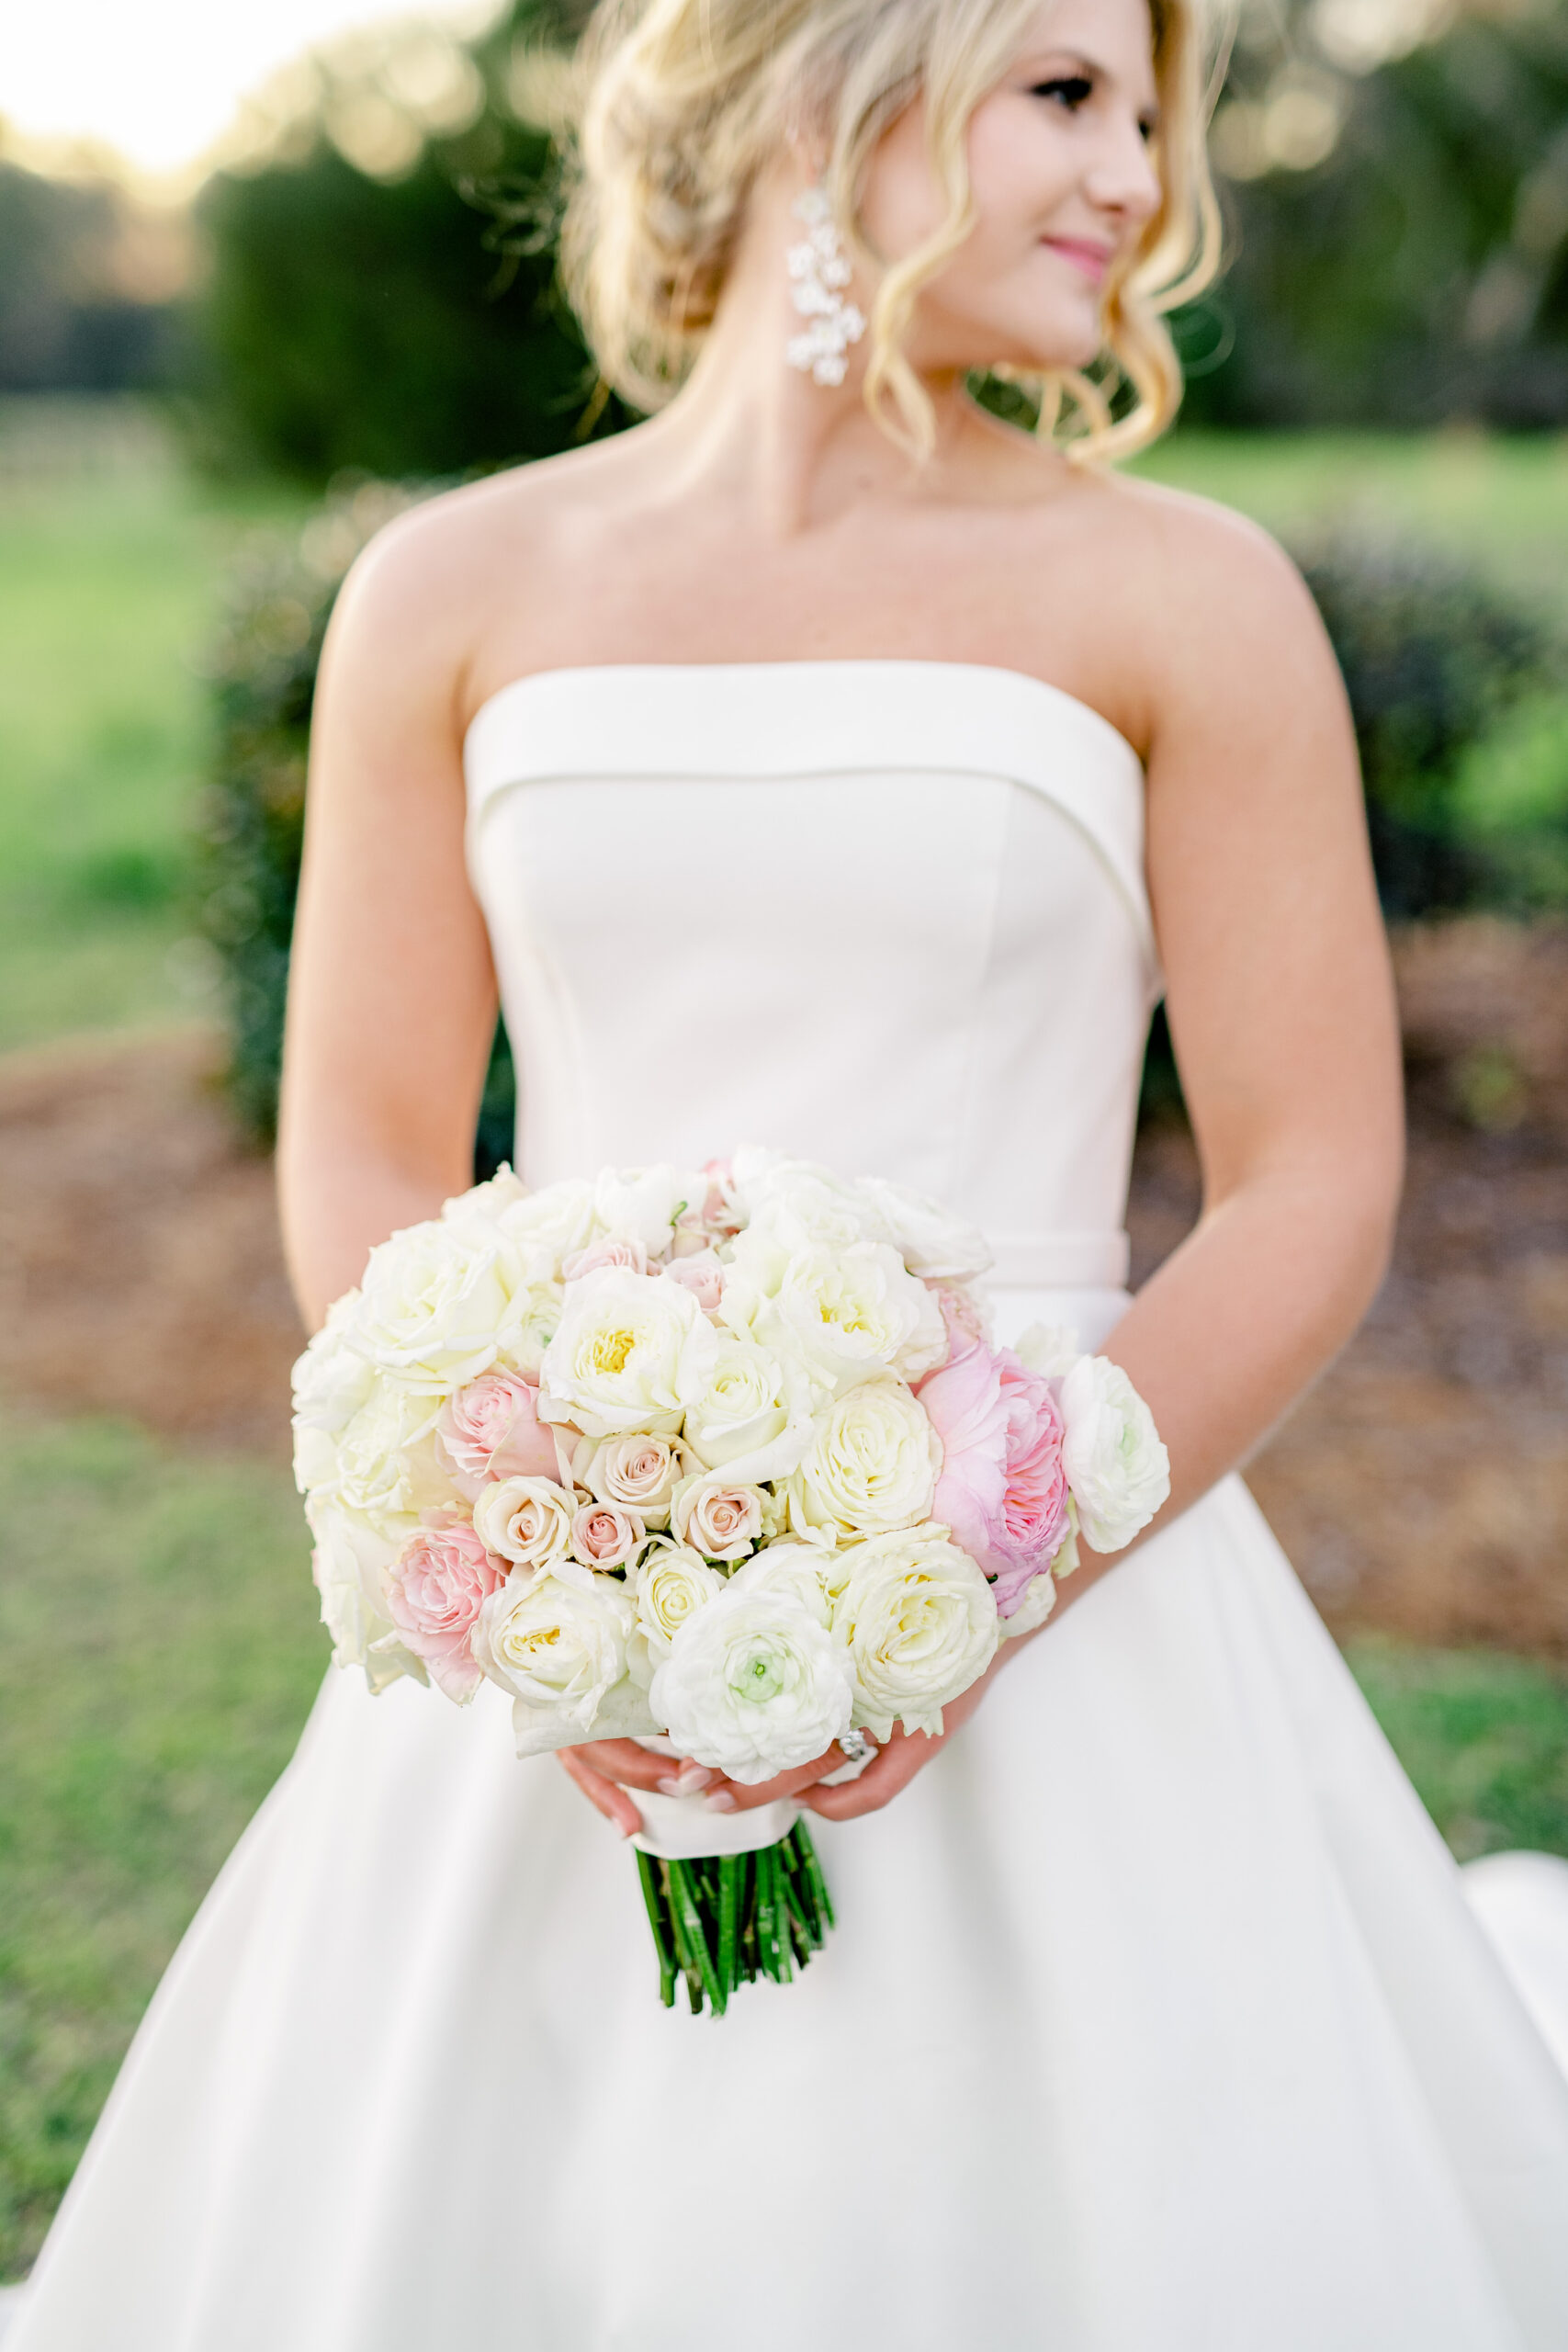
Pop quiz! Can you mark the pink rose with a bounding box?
[435,1369,559,1499]
[562,1236,649,1282]
[662,1250,726,1313]
[384,1520,504,1701]
[570,1499,646,1570]
[671,1476,763,1561]
[927,1280,992,1355]
[917,1337,1069,1616]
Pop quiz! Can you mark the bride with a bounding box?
[14,0,1568,2345]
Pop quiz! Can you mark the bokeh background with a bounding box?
[2,0,1567,2290]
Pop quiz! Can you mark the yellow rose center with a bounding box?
[590,1327,637,1375]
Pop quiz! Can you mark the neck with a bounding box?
[638,162,984,540]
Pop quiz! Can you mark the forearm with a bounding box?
[1050,1153,1399,1618]
[276,1136,462,1334]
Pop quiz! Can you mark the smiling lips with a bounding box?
[1043,237,1114,283]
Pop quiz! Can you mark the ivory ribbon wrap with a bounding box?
[626,1735,870,1860]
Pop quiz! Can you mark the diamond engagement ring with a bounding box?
[837,1730,875,1765]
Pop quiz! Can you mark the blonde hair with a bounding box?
[556,0,1229,464]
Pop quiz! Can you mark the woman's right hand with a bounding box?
[556,1741,717,1838]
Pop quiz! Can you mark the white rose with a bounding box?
[627,1540,725,1682]
[785,1377,941,1541]
[650,1568,853,1783]
[306,1496,423,1691]
[537,1264,718,1437]
[728,1543,834,1625]
[723,1239,947,1398]
[1012,1321,1081,1378]
[1059,1356,1170,1552]
[670,1473,764,1562]
[472,1476,575,1576]
[676,1332,811,1483]
[331,1381,448,1534]
[739,1161,890,1262]
[492,1178,600,1281]
[473,1570,651,1752]
[592,1163,711,1257]
[832,1524,998,1739]
[291,1313,378,1493]
[569,1430,693,1528]
[442,1164,528,1230]
[853,1176,993,1281]
[344,1217,535,1394]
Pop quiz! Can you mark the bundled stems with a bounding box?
[637,1823,834,2015]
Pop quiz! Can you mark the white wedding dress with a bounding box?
[13,661,1568,2352]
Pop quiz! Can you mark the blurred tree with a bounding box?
[193,1,622,480]
[1179,0,1568,427]
[0,153,184,390]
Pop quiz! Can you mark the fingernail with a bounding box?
[658,1767,713,1796]
[703,1790,738,1814]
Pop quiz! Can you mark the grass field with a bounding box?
[2,404,1566,2281]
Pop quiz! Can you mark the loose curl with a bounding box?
[555,0,1229,464]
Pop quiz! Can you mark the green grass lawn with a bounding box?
[0,420,307,1055]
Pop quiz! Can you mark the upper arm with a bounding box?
[277,500,499,1198]
[1134,498,1404,1213]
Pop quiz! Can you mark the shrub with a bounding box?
[199,500,1566,1149]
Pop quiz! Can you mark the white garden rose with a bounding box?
[306,1496,423,1690]
[568,1430,693,1528]
[331,1381,447,1535]
[1012,1322,1081,1378]
[492,1177,600,1281]
[291,1306,378,1493]
[853,1176,993,1282]
[739,1159,890,1263]
[727,1544,834,1625]
[472,1570,653,1752]
[670,1473,764,1562]
[592,1163,710,1257]
[784,1377,942,1542]
[472,1476,575,1577]
[676,1333,811,1484]
[832,1524,998,1739]
[1059,1356,1170,1553]
[537,1265,718,1438]
[627,1540,725,1682]
[723,1239,947,1398]
[650,1565,854,1782]
[344,1218,534,1394]
[441,1163,527,1230]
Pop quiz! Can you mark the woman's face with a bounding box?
[860,0,1165,378]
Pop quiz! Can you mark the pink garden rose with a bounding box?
[570,1498,647,1570]
[435,1369,559,1498]
[662,1249,726,1312]
[562,1236,649,1282]
[384,1520,505,1702]
[917,1334,1069,1616]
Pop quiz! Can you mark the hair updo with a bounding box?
[555,0,1227,462]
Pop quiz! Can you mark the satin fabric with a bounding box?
[14,662,1568,2350]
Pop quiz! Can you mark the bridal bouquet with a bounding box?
[293,1151,1168,2014]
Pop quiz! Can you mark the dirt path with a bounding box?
[2,921,1564,1654]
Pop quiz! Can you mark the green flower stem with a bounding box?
[793,1820,835,1932]
[636,1849,677,2009]
[718,1854,740,1996]
[670,1859,727,2017]
[634,1829,834,2011]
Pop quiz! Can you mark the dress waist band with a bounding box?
[985,1229,1130,1291]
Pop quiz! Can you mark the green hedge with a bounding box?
[197,490,1568,1157]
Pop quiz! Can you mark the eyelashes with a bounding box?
[1030,73,1159,142]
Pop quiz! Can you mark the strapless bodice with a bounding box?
[464,660,1157,1293]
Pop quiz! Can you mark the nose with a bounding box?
[1084,115,1163,230]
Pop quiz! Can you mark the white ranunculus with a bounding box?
[592,1163,710,1258]
[723,1239,947,1398]
[832,1525,998,1739]
[1012,1321,1082,1378]
[853,1176,993,1282]
[495,1277,568,1380]
[785,1377,942,1542]
[627,1540,725,1683]
[676,1332,811,1484]
[306,1495,423,1690]
[472,1569,648,1752]
[727,1544,835,1626]
[472,1476,575,1576]
[570,1430,693,1529]
[670,1473,765,1562]
[537,1264,718,1437]
[331,1381,447,1535]
[343,1218,535,1394]
[492,1178,600,1282]
[650,1566,854,1783]
[1059,1356,1170,1553]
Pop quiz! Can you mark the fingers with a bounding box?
[801,1728,940,1821]
[557,1747,643,1838]
[707,1743,848,1815]
[570,1740,716,1796]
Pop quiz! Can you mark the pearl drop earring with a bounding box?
[784,182,867,387]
